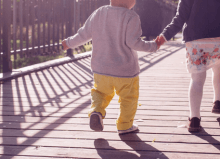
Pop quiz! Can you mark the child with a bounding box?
[156,0,220,132]
[62,0,159,134]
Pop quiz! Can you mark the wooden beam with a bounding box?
[2,0,12,73]
[66,0,74,56]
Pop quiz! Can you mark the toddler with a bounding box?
[62,0,159,134]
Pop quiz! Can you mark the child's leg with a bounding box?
[189,72,206,118]
[114,76,139,130]
[88,74,115,118]
[212,64,220,101]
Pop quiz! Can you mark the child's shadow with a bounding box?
[191,117,220,150]
[94,132,169,159]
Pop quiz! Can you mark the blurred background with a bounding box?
[0,0,179,73]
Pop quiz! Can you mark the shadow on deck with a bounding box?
[0,41,220,159]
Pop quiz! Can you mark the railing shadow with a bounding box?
[139,43,185,73]
[0,57,93,158]
[1,80,18,158]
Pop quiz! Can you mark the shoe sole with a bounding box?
[90,114,103,131]
[118,127,138,135]
[212,109,220,114]
[188,126,201,132]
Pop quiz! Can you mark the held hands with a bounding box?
[62,36,166,51]
[62,40,69,51]
[154,35,166,50]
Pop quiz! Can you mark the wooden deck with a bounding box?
[0,41,220,159]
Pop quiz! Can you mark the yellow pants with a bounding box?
[88,73,139,130]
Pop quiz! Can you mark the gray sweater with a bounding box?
[66,5,157,78]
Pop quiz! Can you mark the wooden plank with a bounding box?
[0,101,216,115]
[37,0,41,54]
[61,0,64,41]
[0,90,199,97]
[1,80,213,90]
[25,0,29,57]
[0,102,215,113]
[0,136,220,154]
[47,0,51,53]
[0,139,220,157]
[0,112,218,122]
[57,0,60,51]
[12,0,17,63]
[19,0,23,57]
[42,0,46,53]
[0,91,213,102]
[1,129,220,145]
[66,0,74,56]
[0,148,220,159]
[0,100,214,111]
[52,0,55,51]
[0,122,219,135]
[80,0,85,24]
[1,84,214,94]
[31,0,35,56]
[1,108,219,120]
[2,0,12,72]
[0,0,2,72]
[0,114,219,127]
[0,96,215,106]
[0,115,219,129]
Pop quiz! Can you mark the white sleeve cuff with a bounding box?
[65,38,71,48]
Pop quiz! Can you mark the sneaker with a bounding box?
[90,112,104,131]
[118,124,138,135]
[212,100,220,114]
[187,117,201,132]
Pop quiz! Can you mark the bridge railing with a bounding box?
[0,0,109,73]
[0,0,177,73]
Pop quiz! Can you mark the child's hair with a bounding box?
[110,0,136,9]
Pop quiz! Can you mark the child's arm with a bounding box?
[63,12,94,50]
[126,15,157,52]
[154,35,167,49]
[161,0,194,41]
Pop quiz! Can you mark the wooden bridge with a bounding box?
[0,41,220,159]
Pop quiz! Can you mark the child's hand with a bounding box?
[158,35,166,45]
[62,40,69,51]
[155,35,166,50]
[154,36,161,50]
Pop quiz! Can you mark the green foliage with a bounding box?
[172,0,179,3]
[11,44,92,69]
[12,51,66,69]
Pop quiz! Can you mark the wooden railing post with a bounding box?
[2,0,12,73]
[66,0,74,57]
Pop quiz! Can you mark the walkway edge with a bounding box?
[0,51,92,81]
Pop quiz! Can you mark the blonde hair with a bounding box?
[110,0,135,9]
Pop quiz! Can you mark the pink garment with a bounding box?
[186,37,220,73]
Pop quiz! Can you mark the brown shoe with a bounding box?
[212,100,220,114]
[188,117,201,132]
